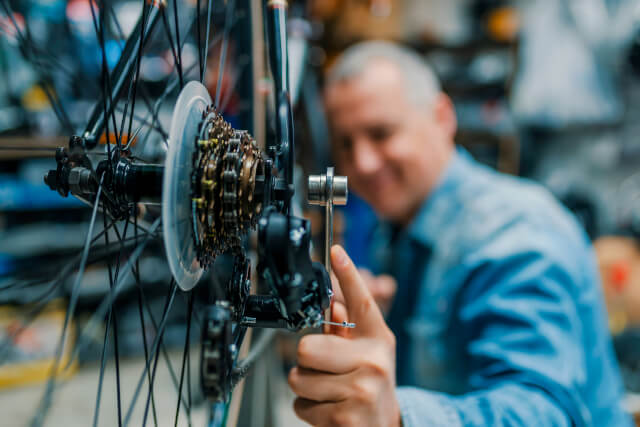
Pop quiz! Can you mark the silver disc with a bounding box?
[163,81,211,291]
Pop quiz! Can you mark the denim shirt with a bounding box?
[369,150,631,426]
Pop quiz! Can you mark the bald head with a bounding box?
[326,41,441,109]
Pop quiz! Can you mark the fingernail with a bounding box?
[332,245,348,267]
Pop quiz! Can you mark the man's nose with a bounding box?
[352,140,382,176]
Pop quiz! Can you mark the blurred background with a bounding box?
[1,0,640,425]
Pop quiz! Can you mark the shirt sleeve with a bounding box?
[396,383,571,427]
[398,237,595,426]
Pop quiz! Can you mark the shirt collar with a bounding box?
[405,148,475,248]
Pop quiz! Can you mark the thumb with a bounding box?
[330,245,386,337]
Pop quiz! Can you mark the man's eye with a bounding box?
[368,126,392,143]
[338,136,352,150]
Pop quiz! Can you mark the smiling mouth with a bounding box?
[366,170,396,191]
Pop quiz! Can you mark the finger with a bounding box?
[330,301,349,338]
[359,269,381,299]
[331,245,385,335]
[330,271,345,304]
[358,268,374,283]
[377,275,397,299]
[297,334,361,374]
[371,275,397,314]
[288,367,351,402]
[293,398,337,426]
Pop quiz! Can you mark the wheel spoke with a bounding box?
[0,217,119,296]
[104,214,131,427]
[123,280,177,426]
[97,1,165,150]
[161,4,183,89]
[114,105,167,139]
[0,216,155,374]
[186,313,192,424]
[68,217,162,372]
[0,2,75,78]
[41,217,175,427]
[131,263,192,418]
[142,332,164,427]
[91,0,123,149]
[0,0,75,133]
[174,291,194,427]
[134,214,159,427]
[215,0,236,109]
[30,175,105,427]
[172,0,185,89]
[121,0,151,154]
[141,281,177,426]
[133,11,214,149]
[90,2,115,164]
[35,218,164,427]
[138,26,232,150]
[1,1,261,425]
[92,211,114,426]
[197,0,204,82]
[202,0,214,84]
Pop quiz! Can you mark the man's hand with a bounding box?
[358,269,397,316]
[288,246,401,427]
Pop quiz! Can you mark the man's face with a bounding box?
[325,61,454,224]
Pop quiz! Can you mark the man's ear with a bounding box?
[431,93,457,140]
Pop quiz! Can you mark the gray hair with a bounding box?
[326,41,441,108]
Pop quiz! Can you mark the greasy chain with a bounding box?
[191,107,264,267]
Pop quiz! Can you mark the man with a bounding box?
[287,41,631,426]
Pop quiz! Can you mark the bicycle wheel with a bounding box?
[0,0,274,425]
